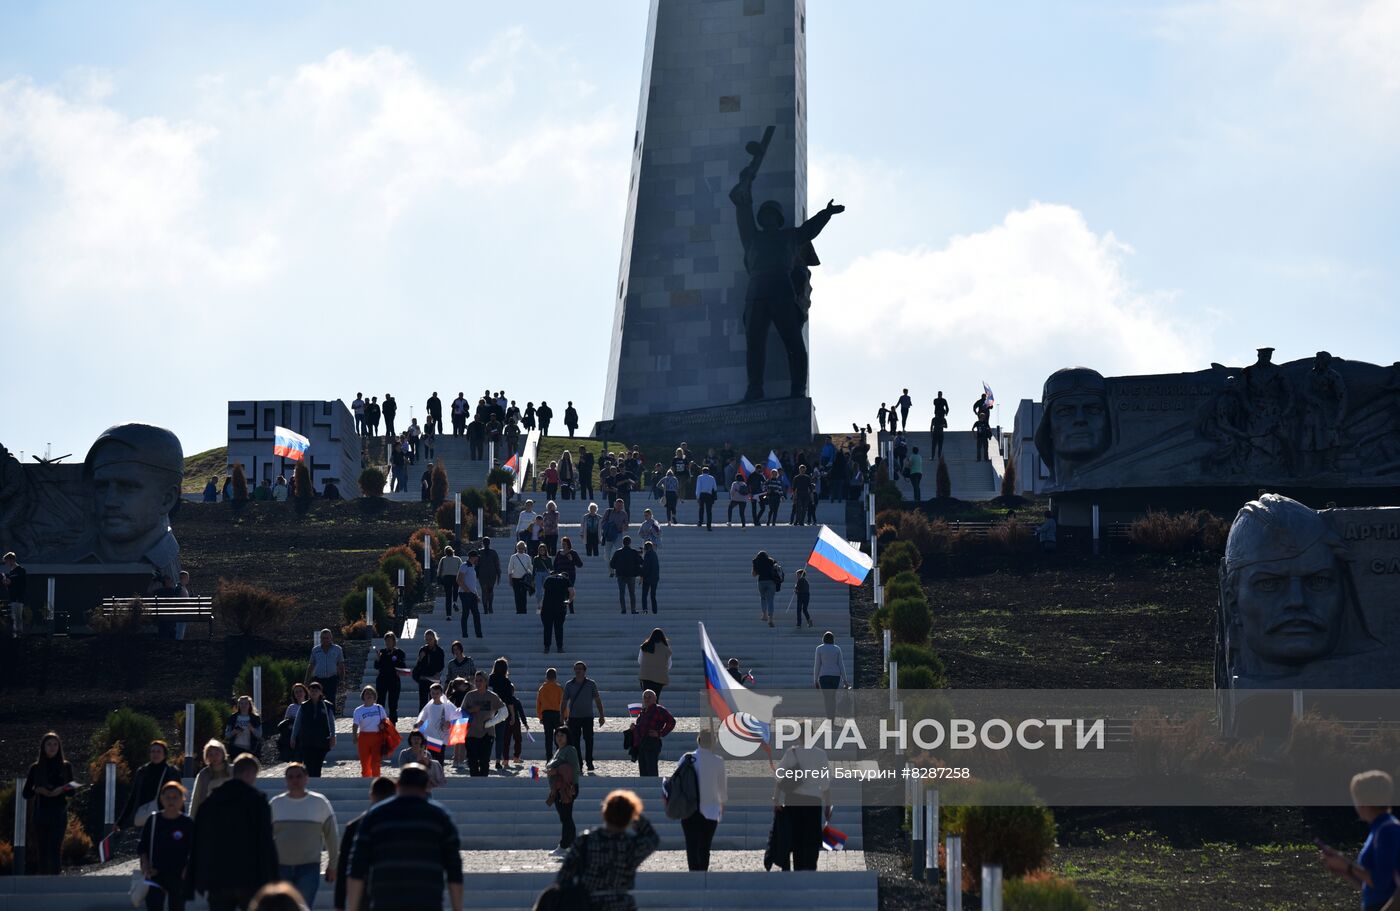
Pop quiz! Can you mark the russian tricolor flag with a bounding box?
[419,723,447,754]
[503,454,519,476]
[737,455,757,480]
[807,525,873,586]
[273,426,310,462]
[98,831,115,863]
[628,703,643,717]
[822,825,848,851]
[447,717,469,747]
[766,450,782,472]
[982,381,996,409]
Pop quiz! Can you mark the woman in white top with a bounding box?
[515,499,539,543]
[508,541,534,614]
[639,509,662,550]
[414,682,461,757]
[813,631,848,721]
[352,685,390,778]
[728,476,752,527]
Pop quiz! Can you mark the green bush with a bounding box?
[461,486,500,524]
[890,643,947,687]
[894,665,941,690]
[89,707,164,776]
[358,467,386,497]
[1004,872,1093,910]
[408,527,448,565]
[869,603,891,638]
[341,587,391,628]
[935,458,952,499]
[379,546,422,591]
[943,781,1057,883]
[486,468,513,489]
[888,596,932,644]
[430,462,449,506]
[175,699,228,762]
[884,570,924,602]
[874,479,903,513]
[879,540,922,577]
[233,655,305,711]
[214,580,295,636]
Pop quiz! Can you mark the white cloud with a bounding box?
[810,202,1209,412]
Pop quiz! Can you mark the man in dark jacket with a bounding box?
[541,571,571,654]
[641,541,661,614]
[382,393,397,437]
[334,775,397,911]
[476,537,501,614]
[290,682,336,776]
[537,401,554,436]
[426,392,443,436]
[187,754,277,911]
[610,535,644,614]
[563,402,579,438]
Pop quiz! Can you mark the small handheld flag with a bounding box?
[531,765,541,780]
[822,825,848,851]
[628,703,643,717]
[503,454,520,476]
[447,717,469,747]
[98,831,115,863]
[982,381,996,409]
[273,426,310,462]
[397,667,413,678]
[807,525,874,586]
[419,723,446,754]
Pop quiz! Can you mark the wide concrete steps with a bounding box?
[31,870,877,910]
[878,430,998,501]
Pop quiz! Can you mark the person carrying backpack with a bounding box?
[665,730,728,872]
[752,550,780,628]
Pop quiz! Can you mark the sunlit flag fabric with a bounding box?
[447,717,470,747]
[982,381,996,409]
[807,525,874,586]
[822,824,849,851]
[97,831,115,862]
[273,426,310,461]
[737,455,757,480]
[766,450,782,472]
[419,723,446,754]
[503,454,520,476]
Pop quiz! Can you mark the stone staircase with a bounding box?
[383,434,499,502]
[880,430,1001,502]
[51,504,877,910]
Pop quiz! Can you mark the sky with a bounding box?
[1,1,1398,458]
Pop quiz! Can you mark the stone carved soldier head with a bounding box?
[82,423,183,567]
[1219,494,1376,679]
[1034,367,1111,484]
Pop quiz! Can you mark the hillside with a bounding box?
[182,445,228,493]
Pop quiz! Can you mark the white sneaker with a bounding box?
[549,847,568,858]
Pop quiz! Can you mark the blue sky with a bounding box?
[2,1,1397,458]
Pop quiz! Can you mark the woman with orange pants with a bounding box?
[352,685,389,777]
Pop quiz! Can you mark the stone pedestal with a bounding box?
[594,396,816,447]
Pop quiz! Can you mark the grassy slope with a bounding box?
[182,445,228,493]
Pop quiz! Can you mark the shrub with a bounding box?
[341,585,391,628]
[87,597,147,636]
[293,461,313,501]
[435,501,456,530]
[879,540,922,577]
[61,816,92,866]
[461,486,500,524]
[1004,872,1094,911]
[430,462,449,506]
[895,665,942,690]
[884,570,924,603]
[988,520,1036,554]
[890,642,947,679]
[232,462,249,501]
[379,546,422,591]
[1198,511,1230,553]
[214,580,295,637]
[175,699,229,763]
[888,596,932,645]
[233,656,306,711]
[408,527,448,565]
[935,458,952,499]
[897,511,950,554]
[86,743,132,791]
[89,707,164,775]
[358,467,386,497]
[342,619,373,640]
[943,781,1057,884]
[876,509,904,530]
[486,468,513,489]
[1000,457,1018,499]
[0,839,12,874]
[1128,510,1203,554]
[1132,708,1254,780]
[869,604,891,638]
[874,479,903,513]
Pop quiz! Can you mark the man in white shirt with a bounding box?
[680,730,728,871]
[270,763,339,906]
[515,499,539,544]
[693,466,719,531]
[436,546,463,619]
[455,551,483,639]
[352,393,366,435]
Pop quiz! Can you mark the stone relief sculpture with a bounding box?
[1199,376,1250,475]
[729,126,843,402]
[1033,367,1112,486]
[1241,347,1296,472]
[0,424,183,584]
[1299,351,1348,473]
[1216,494,1379,690]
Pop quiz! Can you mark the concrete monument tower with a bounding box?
[597,0,819,442]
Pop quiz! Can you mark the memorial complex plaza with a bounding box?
[4,2,1400,910]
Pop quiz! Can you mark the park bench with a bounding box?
[95,595,215,637]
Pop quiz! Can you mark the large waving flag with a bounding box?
[982,381,996,409]
[273,426,310,461]
[699,622,782,758]
[766,450,782,472]
[737,455,757,480]
[807,525,874,586]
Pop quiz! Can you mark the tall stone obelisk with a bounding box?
[598,0,815,441]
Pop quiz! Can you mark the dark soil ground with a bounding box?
[0,500,437,783]
[850,553,1360,910]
